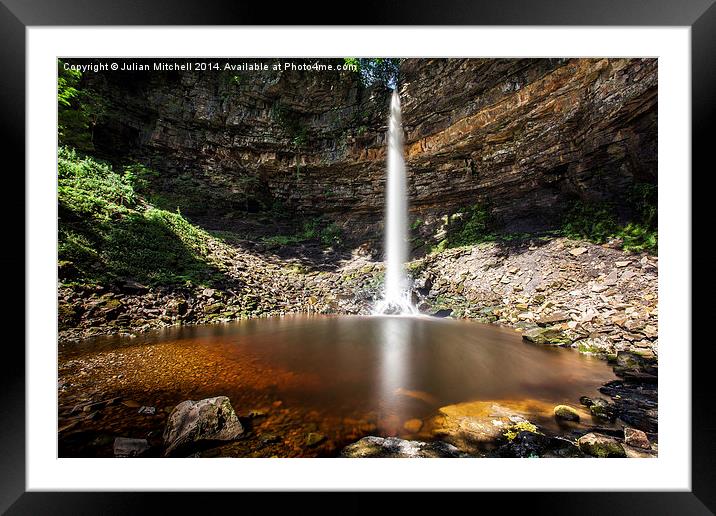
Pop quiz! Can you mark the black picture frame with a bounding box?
[2,0,710,513]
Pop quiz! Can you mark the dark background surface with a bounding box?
[2,0,711,514]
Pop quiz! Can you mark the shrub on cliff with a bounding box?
[561,183,657,253]
[343,58,400,89]
[58,147,224,287]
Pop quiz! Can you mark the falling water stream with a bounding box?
[375,91,416,315]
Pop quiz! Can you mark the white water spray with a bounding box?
[374,91,416,315]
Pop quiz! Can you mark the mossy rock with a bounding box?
[203,302,224,314]
[553,405,580,422]
[503,421,539,441]
[577,433,626,458]
[523,327,572,346]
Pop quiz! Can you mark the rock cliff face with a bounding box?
[87,57,656,235]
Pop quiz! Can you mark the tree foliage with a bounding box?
[58,60,108,152]
[343,58,400,89]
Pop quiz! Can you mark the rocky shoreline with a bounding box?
[57,234,658,459]
[59,236,657,359]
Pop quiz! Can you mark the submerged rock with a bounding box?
[162,396,244,456]
[430,401,527,454]
[305,432,326,447]
[577,432,626,458]
[341,436,467,458]
[403,419,423,433]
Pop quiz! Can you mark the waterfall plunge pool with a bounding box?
[58,315,618,457]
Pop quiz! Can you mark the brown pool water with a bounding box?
[58,315,618,457]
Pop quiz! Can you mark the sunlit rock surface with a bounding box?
[340,436,468,458]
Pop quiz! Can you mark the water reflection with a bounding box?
[377,316,411,428]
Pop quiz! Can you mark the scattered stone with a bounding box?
[162,396,244,456]
[615,261,631,267]
[138,406,156,415]
[577,432,626,457]
[535,311,570,326]
[569,247,587,256]
[553,405,580,422]
[341,436,467,458]
[624,427,651,449]
[113,437,150,457]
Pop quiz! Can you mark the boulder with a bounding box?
[341,436,467,458]
[624,427,651,449]
[577,432,626,457]
[553,405,580,422]
[163,396,244,456]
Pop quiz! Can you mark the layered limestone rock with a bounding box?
[85,58,656,236]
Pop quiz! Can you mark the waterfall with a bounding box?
[374,91,416,315]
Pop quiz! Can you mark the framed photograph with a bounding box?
[5,0,711,512]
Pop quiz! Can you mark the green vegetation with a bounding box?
[271,102,308,149]
[343,58,400,89]
[58,60,107,152]
[430,204,503,253]
[261,218,343,247]
[561,183,657,253]
[445,205,494,247]
[503,421,540,441]
[58,146,225,287]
